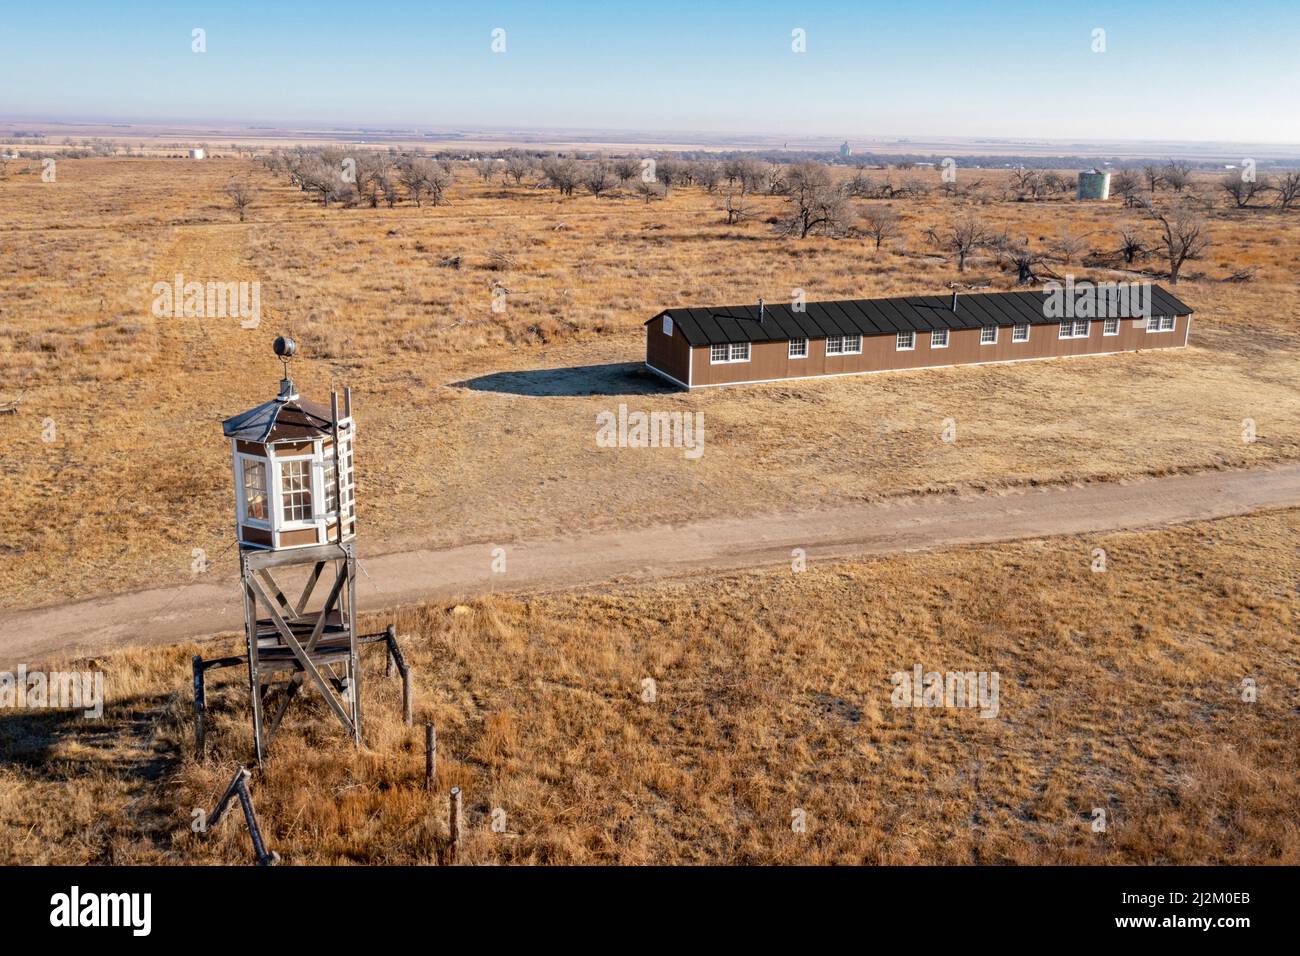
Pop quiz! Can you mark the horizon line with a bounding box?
[3,112,1300,152]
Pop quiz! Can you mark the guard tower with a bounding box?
[218,338,369,762]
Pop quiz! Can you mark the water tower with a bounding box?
[1077,168,1111,200]
[214,338,372,761]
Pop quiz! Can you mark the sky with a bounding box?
[2,0,1298,144]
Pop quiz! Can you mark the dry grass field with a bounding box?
[1,509,1295,865]
[1,156,1297,609]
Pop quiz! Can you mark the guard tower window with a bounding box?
[325,457,339,513]
[280,459,313,523]
[242,458,268,521]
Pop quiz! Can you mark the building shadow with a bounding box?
[453,362,681,397]
[0,691,182,782]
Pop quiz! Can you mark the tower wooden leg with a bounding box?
[347,549,362,747]
[243,575,266,764]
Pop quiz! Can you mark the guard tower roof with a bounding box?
[222,389,339,444]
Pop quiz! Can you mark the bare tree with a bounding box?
[505,154,533,185]
[1111,169,1141,207]
[1046,171,1072,195]
[991,234,1049,284]
[1010,167,1043,201]
[399,157,451,207]
[1163,161,1192,193]
[225,180,254,221]
[1050,228,1088,265]
[695,161,722,193]
[302,158,343,207]
[425,159,454,205]
[541,156,581,196]
[378,168,399,208]
[779,161,850,238]
[1274,171,1300,211]
[926,215,992,272]
[1143,202,1209,285]
[1117,224,1148,265]
[733,158,766,195]
[845,169,878,198]
[765,164,788,196]
[635,179,665,204]
[900,175,931,198]
[585,162,613,196]
[1220,172,1271,208]
[720,189,751,225]
[859,205,901,250]
[613,157,640,183]
[351,154,382,207]
[1142,164,1166,193]
[655,157,685,194]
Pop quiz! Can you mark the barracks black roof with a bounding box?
[649,285,1193,347]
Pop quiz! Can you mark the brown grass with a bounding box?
[2,510,1295,865]
[1,158,1297,608]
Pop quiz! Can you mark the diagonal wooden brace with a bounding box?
[256,569,295,620]
[247,576,354,734]
[293,561,327,618]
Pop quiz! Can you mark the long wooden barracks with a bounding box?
[644,284,1193,389]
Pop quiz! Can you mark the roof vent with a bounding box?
[757,298,766,323]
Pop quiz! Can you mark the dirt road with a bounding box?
[2,463,1297,666]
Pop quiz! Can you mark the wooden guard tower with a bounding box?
[211,337,401,762]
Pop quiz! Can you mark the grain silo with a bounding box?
[1077,168,1111,200]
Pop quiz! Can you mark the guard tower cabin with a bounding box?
[223,366,355,550]
[217,337,367,762]
[193,338,410,764]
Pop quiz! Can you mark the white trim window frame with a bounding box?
[1103,317,1120,336]
[896,330,915,351]
[275,453,321,531]
[1072,319,1089,338]
[980,326,998,345]
[710,343,730,363]
[840,333,862,355]
[826,334,844,355]
[662,315,673,336]
[788,338,808,359]
[1013,323,1029,343]
[1159,314,1175,331]
[236,453,271,527]
[1059,319,1073,339]
[1146,315,1162,333]
[930,328,949,349]
[729,342,750,362]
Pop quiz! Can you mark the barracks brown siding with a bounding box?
[644,286,1194,390]
[645,314,693,386]
[684,315,1190,388]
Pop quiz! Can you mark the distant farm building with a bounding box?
[645,286,1192,389]
[1077,169,1111,200]
[189,148,206,160]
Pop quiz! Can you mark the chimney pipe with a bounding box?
[757,297,765,323]
[951,289,958,312]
